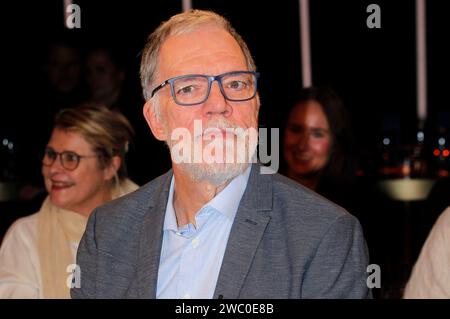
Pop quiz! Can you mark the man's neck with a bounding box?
[172,167,231,227]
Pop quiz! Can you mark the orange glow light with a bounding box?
[443,149,450,157]
[433,149,440,156]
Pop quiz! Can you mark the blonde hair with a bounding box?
[54,105,134,180]
[140,9,257,102]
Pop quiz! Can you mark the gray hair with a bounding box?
[139,9,257,103]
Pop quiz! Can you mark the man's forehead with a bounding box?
[158,26,247,77]
[163,25,234,47]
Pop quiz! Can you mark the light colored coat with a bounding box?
[404,206,450,298]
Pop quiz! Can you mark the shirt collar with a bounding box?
[163,176,178,232]
[163,165,252,232]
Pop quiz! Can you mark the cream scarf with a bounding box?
[37,179,138,299]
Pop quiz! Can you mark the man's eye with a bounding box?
[227,80,246,90]
[176,85,196,95]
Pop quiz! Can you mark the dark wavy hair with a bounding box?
[289,86,356,184]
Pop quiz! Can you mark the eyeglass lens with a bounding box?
[172,72,257,105]
[42,148,80,170]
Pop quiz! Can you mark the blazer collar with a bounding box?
[137,170,173,298]
[137,164,273,299]
[213,164,273,299]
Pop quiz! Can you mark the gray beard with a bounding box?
[177,161,251,186]
[165,119,257,186]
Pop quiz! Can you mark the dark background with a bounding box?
[0,0,449,298]
[1,0,449,181]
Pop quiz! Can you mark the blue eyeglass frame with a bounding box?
[150,70,260,106]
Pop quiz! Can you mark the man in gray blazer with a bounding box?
[71,10,370,299]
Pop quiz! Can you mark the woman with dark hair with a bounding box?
[283,86,357,208]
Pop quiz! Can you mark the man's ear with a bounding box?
[143,100,167,141]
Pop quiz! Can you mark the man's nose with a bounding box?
[202,81,232,118]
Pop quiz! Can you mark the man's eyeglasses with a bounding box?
[150,71,259,106]
[42,148,100,171]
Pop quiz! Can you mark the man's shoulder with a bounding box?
[259,173,366,271]
[269,173,356,229]
[92,171,172,227]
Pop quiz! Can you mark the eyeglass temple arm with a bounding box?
[151,80,170,98]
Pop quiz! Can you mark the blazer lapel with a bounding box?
[214,164,273,299]
[137,171,173,298]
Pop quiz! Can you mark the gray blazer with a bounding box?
[71,164,370,298]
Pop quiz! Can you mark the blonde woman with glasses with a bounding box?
[0,105,138,298]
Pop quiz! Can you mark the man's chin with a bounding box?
[178,162,250,186]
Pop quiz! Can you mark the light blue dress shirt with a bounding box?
[156,166,252,299]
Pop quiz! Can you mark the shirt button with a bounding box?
[192,237,199,248]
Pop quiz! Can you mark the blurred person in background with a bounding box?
[404,206,450,298]
[0,105,138,298]
[283,86,358,209]
[83,45,165,185]
[85,47,126,111]
[21,34,89,197]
